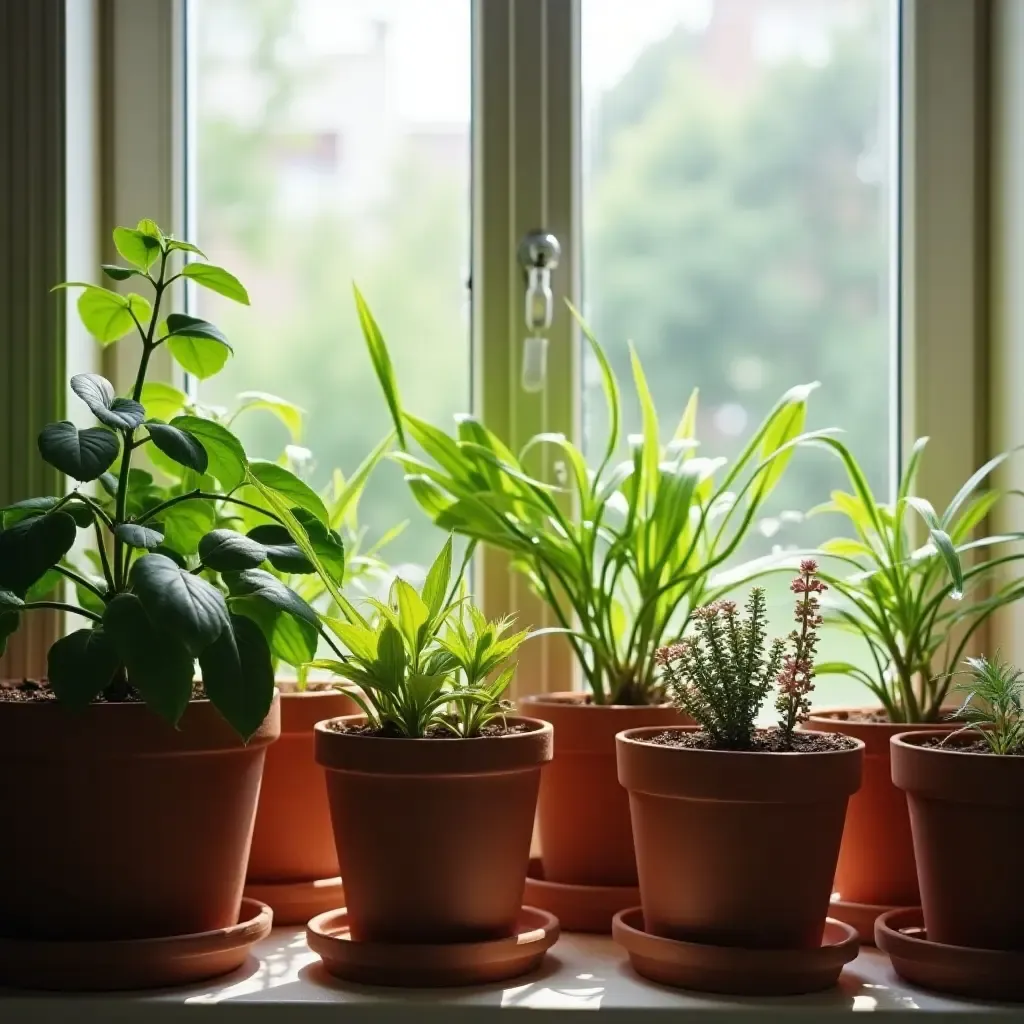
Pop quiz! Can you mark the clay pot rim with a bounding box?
[244,878,343,928]
[892,730,1000,756]
[314,713,553,775]
[808,706,956,727]
[618,725,865,758]
[876,906,1024,966]
[520,690,672,711]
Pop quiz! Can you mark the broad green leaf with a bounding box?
[103,593,193,724]
[234,391,304,442]
[421,537,453,620]
[38,421,119,481]
[247,523,314,574]
[165,238,206,257]
[161,499,216,555]
[199,613,274,740]
[136,218,164,241]
[2,497,92,529]
[393,577,429,654]
[181,263,250,304]
[199,529,267,571]
[146,422,209,473]
[170,416,247,489]
[113,226,161,270]
[354,284,406,447]
[115,522,165,550]
[101,264,140,282]
[0,511,77,595]
[232,594,318,668]
[164,313,229,345]
[227,567,319,626]
[71,373,146,431]
[131,553,230,655]
[323,617,378,663]
[375,622,407,692]
[139,382,188,421]
[47,628,120,710]
[74,286,134,344]
[247,461,328,525]
[168,334,231,379]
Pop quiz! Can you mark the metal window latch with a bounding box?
[518,230,560,393]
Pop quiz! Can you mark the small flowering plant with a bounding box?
[656,561,826,750]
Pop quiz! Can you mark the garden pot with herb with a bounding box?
[0,221,345,990]
[307,540,557,986]
[801,439,1018,935]
[615,564,863,994]
[355,289,834,928]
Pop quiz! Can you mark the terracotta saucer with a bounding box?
[876,907,1024,1001]
[830,893,907,947]
[524,857,639,934]
[307,905,560,987]
[244,876,345,927]
[0,898,272,991]
[613,907,859,995]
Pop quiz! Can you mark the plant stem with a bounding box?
[93,516,115,590]
[53,565,106,601]
[136,490,284,526]
[22,601,102,623]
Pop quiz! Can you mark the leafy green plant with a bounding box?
[656,562,825,749]
[308,538,536,737]
[945,655,1024,755]
[0,220,350,738]
[354,287,838,705]
[809,437,1024,723]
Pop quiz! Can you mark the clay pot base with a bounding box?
[0,898,272,992]
[876,908,1024,1002]
[612,908,859,996]
[306,905,559,987]
[524,858,639,934]
[830,894,907,947]
[244,876,344,927]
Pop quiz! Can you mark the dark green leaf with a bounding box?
[131,553,230,655]
[232,594,318,668]
[103,593,193,724]
[165,238,205,257]
[0,611,20,657]
[246,524,311,574]
[164,313,229,345]
[198,614,274,740]
[115,522,164,550]
[160,499,216,555]
[24,567,63,601]
[170,417,247,489]
[2,497,91,529]
[181,263,250,305]
[113,226,162,270]
[47,628,120,710]
[38,421,120,482]
[226,568,318,626]
[70,373,146,430]
[247,461,328,524]
[147,422,209,473]
[0,512,77,594]
[101,264,140,282]
[198,529,267,571]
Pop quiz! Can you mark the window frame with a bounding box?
[23,0,992,687]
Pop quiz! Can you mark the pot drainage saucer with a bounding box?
[524,857,639,934]
[876,907,1024,1001]
[0,897,272,991]
[613,907,859,995]
[830,893,909,947]
[244,876,344,927]
[306,905,559,987]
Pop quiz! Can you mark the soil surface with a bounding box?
[921,736,1023,756]
[0,679,207,704]
[638,727,858,753]
[327,719,531,739]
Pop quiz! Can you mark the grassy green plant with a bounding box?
[354,288,839,706]
[808,437,1024,723]
[656,562,825,749]
[308,538,537,737]
[0,220,349,738]
[945,655,1024,755]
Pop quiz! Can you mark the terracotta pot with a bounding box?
[520,693,683,887]
[892,731,1024,950]
[315,715,552,944]
[0,692,280,942]
[807,709,957,906]
[246,684,358,884]
[617,726,863,949]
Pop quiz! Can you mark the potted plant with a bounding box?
[355,289,834,929]
[613,562,863,995]
[878,656,1024,999]
[801,437,1024,937]
[0,220,332,990]
[303,538,558,987]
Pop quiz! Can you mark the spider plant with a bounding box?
[812,437,1024,722]
[354,287,840,705]
[945,655,1024,755]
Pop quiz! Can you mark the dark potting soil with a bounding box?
[0,679,207,704]
[638,727,858,753]
[327,719,531,740]
[920,736,1024,756]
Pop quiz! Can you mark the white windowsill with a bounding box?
[0,927,1013,1020]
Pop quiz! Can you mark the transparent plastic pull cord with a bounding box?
[522,266,553,393]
